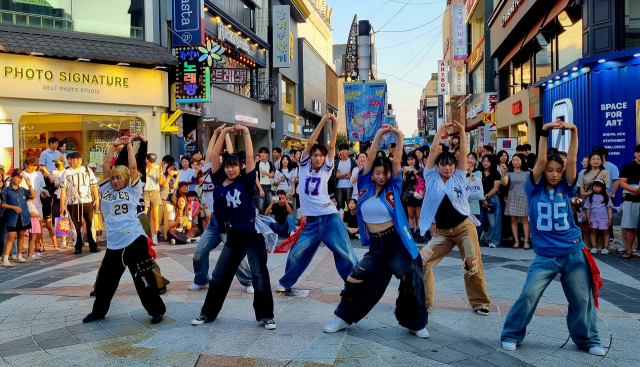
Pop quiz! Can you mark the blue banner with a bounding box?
[344,82,365,141]
[364,81,387,141]
[380,115,397,149]
[172,0,204,47]
[344,81,387,142]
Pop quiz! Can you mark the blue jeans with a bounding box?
[479,195,502,245]
[501,248,600,349]
[192,219,252,287]
[267,214,296,236]
[257,184,272,213]
[279,213,358,289]
[0,216,17,256]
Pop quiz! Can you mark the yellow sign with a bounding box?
[483,113,495,123]
[293,117,298,134]
[290,31,294,61]
[161,110,182,133]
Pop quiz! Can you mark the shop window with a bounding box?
[535,35,552,82]
[282,78,295,114]
[471,65,484,95]
[522,59,531,88]
[557,13,582,69]
[625,0,640,49]
[19,114,144,179]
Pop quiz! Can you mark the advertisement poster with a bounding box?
[497,137,518,158]
[0,124,14,173]
[453,5,467,60]
[182,116,198,156]
[380,115,397,149]
[344,81,387,142]
[272,5,291,68]
[89,150,104,175]
[453,64,466,96]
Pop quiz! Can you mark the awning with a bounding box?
[523,12,548,48]
[543,0,570,28]
[499,34,526,70]
[0,24,178,66]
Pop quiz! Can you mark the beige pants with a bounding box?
[161,200,173,238]
[420,218,491,309]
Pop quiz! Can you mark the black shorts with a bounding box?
[7,215,32,233]
[42,197,53,219]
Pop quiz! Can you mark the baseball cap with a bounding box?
[146,153,157,162]
[10,168,22,177]
[68,151,82,159]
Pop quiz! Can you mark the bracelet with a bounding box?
[540,130,550,137]
[243,132,250,136]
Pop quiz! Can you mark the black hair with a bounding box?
[592,145,608,158]
[289,148,297,156]
[186,190,198,198]
[223,151,246,169]
[451,136,460,143]
[405,151,419,168]
[338,143,349,152]
[589,180,609,205]
[558,151,568,157]
[483,145,494,153]
[309,144,329,159]
[480,154,497,173]
[376,150,387,158]
[635,144,640,153]
[357,152,367,159]
[524,143,532,151]
[435,151,457,166]
[181,155,191,163]
[389,143,396,148]
[516,145,525,152]
[276,189,287,197]
[258,147,269,154]
[512,153,529,171]
[585,152,604,172]
[48,137,59,145]
[278,155,293,171]
[162,155,175,165]
[423,145,431,153]
[544,154,566,179]
[467,152,478,161]
[193,149,202,155]
[547,147,559,155]
[273,147,282,154]
[496,150,510,165]
[371,157,393,197]
[453,146,461,153]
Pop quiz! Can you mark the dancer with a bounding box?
[83,136,166,324]
[276,112,358,294]
[324,124,429,338]
[501,121,604,356]
[192,124,275,329]
[419,121,491,315]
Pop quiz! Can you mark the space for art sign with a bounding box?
[344,81,387,142]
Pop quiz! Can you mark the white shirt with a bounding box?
[296,153,337,216]
[257,161,272,185]
[201,162,215,212]
[61,166,98,205]
[27,201,38,215]
[337,159,352,188]
[38,148,63,172]
[145,166,161,191]
[19,170,45,208]
[275,168,297,190]
[98,178,147,250]
[179,168,196,190]
[419,166,481,236]
[351,166,360,198]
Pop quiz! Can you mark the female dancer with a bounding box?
[501,121,604,356]
[402,151,423,242]
[192,124,275,330]
[419,121,491,316]
[479,155,502,247]
[324,124,428,337]
[83,136,166,324]
[502,154,531,249]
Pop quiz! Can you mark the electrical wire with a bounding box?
[378,72,425,88]
[376,25,441,50]
[396,29,442,80]
[384,28,442,77]
[374,2,453,34]
[335,1,391,43]
[389,0,445,5]
[376,0,413,33]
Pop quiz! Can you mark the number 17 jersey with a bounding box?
[525,175,584,257]
[98,178,146,250]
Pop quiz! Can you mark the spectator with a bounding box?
[414,149,424,169]
[584,179,612,255]
[264,190,296,237]
[496,150,510,171]
[389,143,396,156]
[20,158,46,250]
[37,165,61,251]
[25,195,42,259]
[477,145,485,158]
[159,164,179,240]
[194,174,209,230]
[501,154,531,249]
[376,150,386,158]
[289,149,298,166]
[192,150,203,162]
[436,143,448,156]
[166,195,201,245]
[331,196,344,220]
[515,145,526,155]
[483,145,494,155]
[467,152,478,171]
[144,153,162,245]
[178,156,196,191]
[38,137,63,172]
[186,191,201,227]
[351,152,367,199]
[479,155,502,247]
[334,144,357,210]
[1,169,35,266]
[578,152,610,200]
[60,152,100,254]
[452,146,461,163]
[343,198,359,239]
[619,144,640,259]
[274,155,297,206]
[578,155,589,183]
[592,146,620,243]
[273,147,282,170]
[256,147,275,213]
[57,141,69,168]
[450,135,460,150]
[524,143,536,169]
[402,151,424,242]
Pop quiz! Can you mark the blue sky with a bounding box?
[331,0,447,135]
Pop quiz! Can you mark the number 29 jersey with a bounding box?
[525,174,584,258]
[98,177,147,250]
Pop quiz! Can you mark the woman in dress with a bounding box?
[274,155,297,206]
[402,151,424,242]
[83,136,165,324]
[324,124,428,337]
[502,154,531,249]
[578,152,610,200]
[479,155,502,247]
[501,121,604,357]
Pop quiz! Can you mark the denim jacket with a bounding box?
[1,185,32,227]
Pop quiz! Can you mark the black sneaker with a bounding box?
[74,249,82,254]
[158,286,167,295]
[89,247,101,253]
[82,312,103,323]
[191,316,211,325]
[263,319,277,330]
[151,315,163,324]
[89,291,96,297]
[474,308,490,316]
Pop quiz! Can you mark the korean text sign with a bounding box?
[273,5,291,68]
[438,60,448,95]
[453,64,466,96]
[172,0,204,47]
[174,46,210,103]
[453,6,467,60]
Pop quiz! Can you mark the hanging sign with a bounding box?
[380,115,397,149]
[483,113,495,123]
[453,6,467,60]
[172,0,204,47]
[210,68,248,84]
[344,81,387,142]
[437,60,448,95]
[174,46,210,103]
[452,64,466,96]
[273,5,291,68]
[465,0,481,22]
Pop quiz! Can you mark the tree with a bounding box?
[336,132,349,149]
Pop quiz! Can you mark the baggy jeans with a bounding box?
[200,228,274,322]
[267,214,296,236]
[479,195,502,245]
[420,218,491,309]
[278,213,358,289]
[501,248,601,349]
[192,219,252,287]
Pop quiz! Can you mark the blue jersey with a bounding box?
[525,174,584,257]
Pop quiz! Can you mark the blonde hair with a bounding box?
[111,165,131,185]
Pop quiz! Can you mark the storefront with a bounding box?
[496,89,529,145]
[0,52,169,176]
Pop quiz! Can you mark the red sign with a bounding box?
[502,0,526,28]
[512,100,523,114]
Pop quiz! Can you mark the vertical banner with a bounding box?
[453,5,467,60]
[437,60,448,95]
[380,115,397,149]
[273,5,291,68]
[418,99,425,130]
[344,82,365,141]
[484,92,498,113]
[363,81,387,141]
[172,0,204,47]
[174,46,210,103]
[344,81,387,142]
[453,64,467,96]
[484,122,497,150]
[437,95,444,131]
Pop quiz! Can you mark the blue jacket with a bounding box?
[1,185,32,227]
[356,169,419,259]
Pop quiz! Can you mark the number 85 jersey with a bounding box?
[525,174,584,258]
[98,178,147,250]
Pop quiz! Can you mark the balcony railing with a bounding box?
[214,78,278,104]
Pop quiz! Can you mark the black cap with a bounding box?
[68,151,82,159]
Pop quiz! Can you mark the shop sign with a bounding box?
[484,92,498,113]
[453,6,468,60]
[210,68,248,84]
[419,100,425,129]
[273,5,291,68]
[302,125,314,137]
[218,22,257,59]
[502,0,525,28]
[172,0,204,47]
[438,95,444,118]
[466,103,483,119]
[481,122,497,149]
[344,81,387,142]
[174,46,210,103]
[380,115,397,149]
[465,0,480,23]
[426,108,436,130]
[452,64,466,96]
[161,110,183,133]
[512,100,523,114]
[0,123,14,173]
[437,60,448,95]
[497,137,518,158]
[483,113,495,123]
[313,100,322,115]
[465,36,484,72]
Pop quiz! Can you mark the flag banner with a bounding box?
[380,115,397,149]
[344,81,387,142]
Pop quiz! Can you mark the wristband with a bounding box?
[540,130,550,137]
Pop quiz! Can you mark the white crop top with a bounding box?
[361,196,393,224]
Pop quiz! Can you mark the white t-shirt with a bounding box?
[27,201,38,215]
[98,178,147,250]
[257,161,273,185]
[61,167,98,205]
[275,168,297,190]
[296,153,337,216]
[51,169,65,198]
[19,170,45,208]
[351,166,360,198]
[179,168,196,190]
[167,208,192,223]
[337,159,353,188]
[201,162,215,213]
[145,166,161,191]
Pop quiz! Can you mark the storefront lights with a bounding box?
[76,58,90,62]
[30,52,44,56]
[634,54,640,57]
[572,67,578,71]
[563,72,568,76]
[598,59,606,63]
[204,6,208,12]
[555,76,560,79]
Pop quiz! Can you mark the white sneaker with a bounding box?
[412,328,429,338]
[474,308,490,316]
[589,346,605,356]
[59,243,67,249]
[275,285,287,292]
[355,234,360,239]
[488,243,497,248]
[152,235,158,245]
[10,255,17,260]
[601,249,610,255]
[263,319,276,330]
[2,259,11,267]
[16,255,26,263]
[54,247,61,252]
[188,284,207,291]
[170,239,176,245]
[590,247,597,254]
[323,315,349,333]
[502,341,517,351]
[246,285,255,294]
[191,316,210,325]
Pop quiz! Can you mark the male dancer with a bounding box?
[276,112,358,295]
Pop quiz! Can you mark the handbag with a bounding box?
[465,176,485,201]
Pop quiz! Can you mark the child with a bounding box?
[583,179,612,255]
[186,191,201,227]
[26,197,43,259]
[0,169,35,266]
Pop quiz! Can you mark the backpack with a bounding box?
[329,157,357,195]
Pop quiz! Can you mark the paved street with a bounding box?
[0,237,637,367]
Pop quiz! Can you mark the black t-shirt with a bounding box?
[481,170,502,195]
[435,195,467,230]
[212,169,257,231]
[271,202,289,225]
[527,153,537,169]
[343,210,358,228]
[621,161,640,202]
